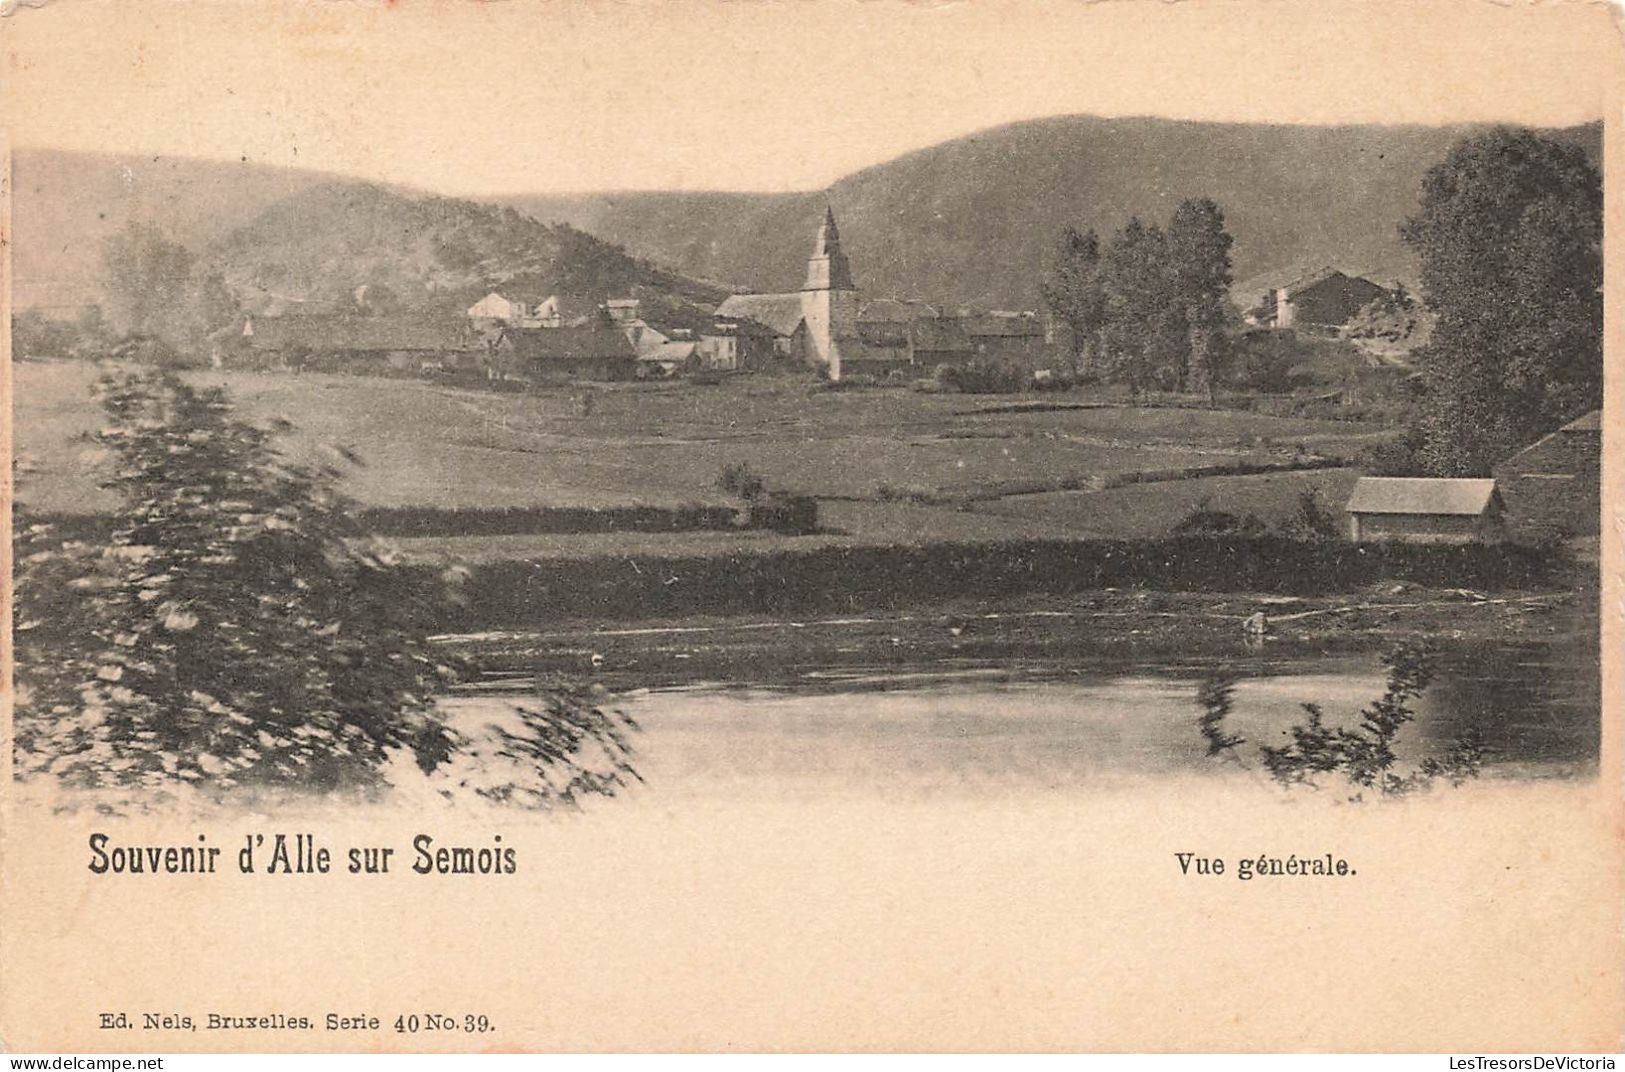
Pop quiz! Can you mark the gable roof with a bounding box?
[955,312,1044,338]
[1346,477,1500,516]
[1234,264,1388,308]
[247,314,475,353]
[858,298,939,323]
[715,293,806,338]
[910,318,974,352]
[640,340,697,364]
[502,326,636,363]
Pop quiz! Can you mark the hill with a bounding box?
[205,182,728,316]
[11,150,349,313]
[509,115,1603,309]
[10,151,726,319]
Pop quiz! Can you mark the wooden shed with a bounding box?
[1493,410,1601,539]
[1344,477,1506,544]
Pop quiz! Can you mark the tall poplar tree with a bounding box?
[1401,129,1601,475]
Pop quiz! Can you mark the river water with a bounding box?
[441,643,1597,801]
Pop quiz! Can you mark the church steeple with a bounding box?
[803,205,856,291]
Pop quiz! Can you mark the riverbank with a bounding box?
[435,578,1595,693]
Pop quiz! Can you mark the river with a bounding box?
[440,642,1597,802]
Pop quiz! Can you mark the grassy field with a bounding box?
[967,468,1364,539]
[13,361,1391,546]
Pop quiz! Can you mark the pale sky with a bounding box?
[3,0,1618,195]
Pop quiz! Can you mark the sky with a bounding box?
[3,0,1619,196]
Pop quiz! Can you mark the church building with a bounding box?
[716,206,860,381]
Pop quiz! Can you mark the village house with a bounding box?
[718,209,1057,382]
[467,291,595,329]
[1272,268,1388,332]
[1493,410,1602,540]
[241,313,479,372]
[493,325,638,382]
[712,293,810,362]
[1344,476,1507,544]
[956,311,1048,367]
[695,317,777,374]
[716,206,860,380]
[1239,267,1389,332]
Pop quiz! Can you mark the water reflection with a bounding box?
[443,642,1596,801]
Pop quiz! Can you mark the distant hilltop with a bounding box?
[508,114,1602,309]
[11,114,1600,316]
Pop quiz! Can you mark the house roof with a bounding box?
[1346,477,1500,516]
[640,340,697,364]
[858,298,939,323]
[247,314,475,353]
[1234,265,1388,308]
[715,293,806,338]
[1562,409,1602,432]
[855,320,909,348]
[502,327,637,363]
[955,312,1044,338]
[837,336,911,365]
[910,318,974,352]
[707,316,776,338]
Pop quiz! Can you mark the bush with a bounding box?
[716,461,767,501]
[1197,643,1482,797]
[1171,498,1268,537]
[1355,425,1428,476]
[1284,490,1342,540]
[12,369,638,807]
[424,536,1561,628]
[939,361,1030,394]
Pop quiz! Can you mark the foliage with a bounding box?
[1224,329,1308,394]
[1099,217,1183,394]
[1401,129,1602,475]
[1055,199,1236,396]
[1286,490,1342,541]
[1166,199,1235,398]
[1196,671,1246,756]
[716,461,768,501]
[1041,226,1108,374]
[938,361,1029,394]
[1171,498,1268,538]
[12,367,637,806]
[11,306,114,361]
[1354,425,1429,477]
[1342,283,1425,346]
[99,224,240,348]
[1196,643,1483,797]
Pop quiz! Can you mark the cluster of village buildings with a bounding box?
[234,208,1055,385]
[223,210,1599,547]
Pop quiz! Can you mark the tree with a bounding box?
[1040,227,1108,375]
[1166,199,1235,400]
[1100,217,1183,395]
[1197,643,1482,797]
[1401,129,1601,475]
[100,225,241,350]
[100,223,197,340]
[13,369,638,807]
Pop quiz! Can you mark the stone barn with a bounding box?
[1269,268,1389,332]
[498,326,638,382]
[1493,410,1601,540]
[1345,477,1507,544]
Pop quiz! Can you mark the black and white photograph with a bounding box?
[2,0,1619,1055]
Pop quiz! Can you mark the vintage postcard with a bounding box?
[1,0,1620,1054]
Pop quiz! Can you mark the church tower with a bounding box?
[800,205,859,381]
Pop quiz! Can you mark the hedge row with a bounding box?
[416,535,1561,629]
[356,502,742,537]
[36,502,746,540]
